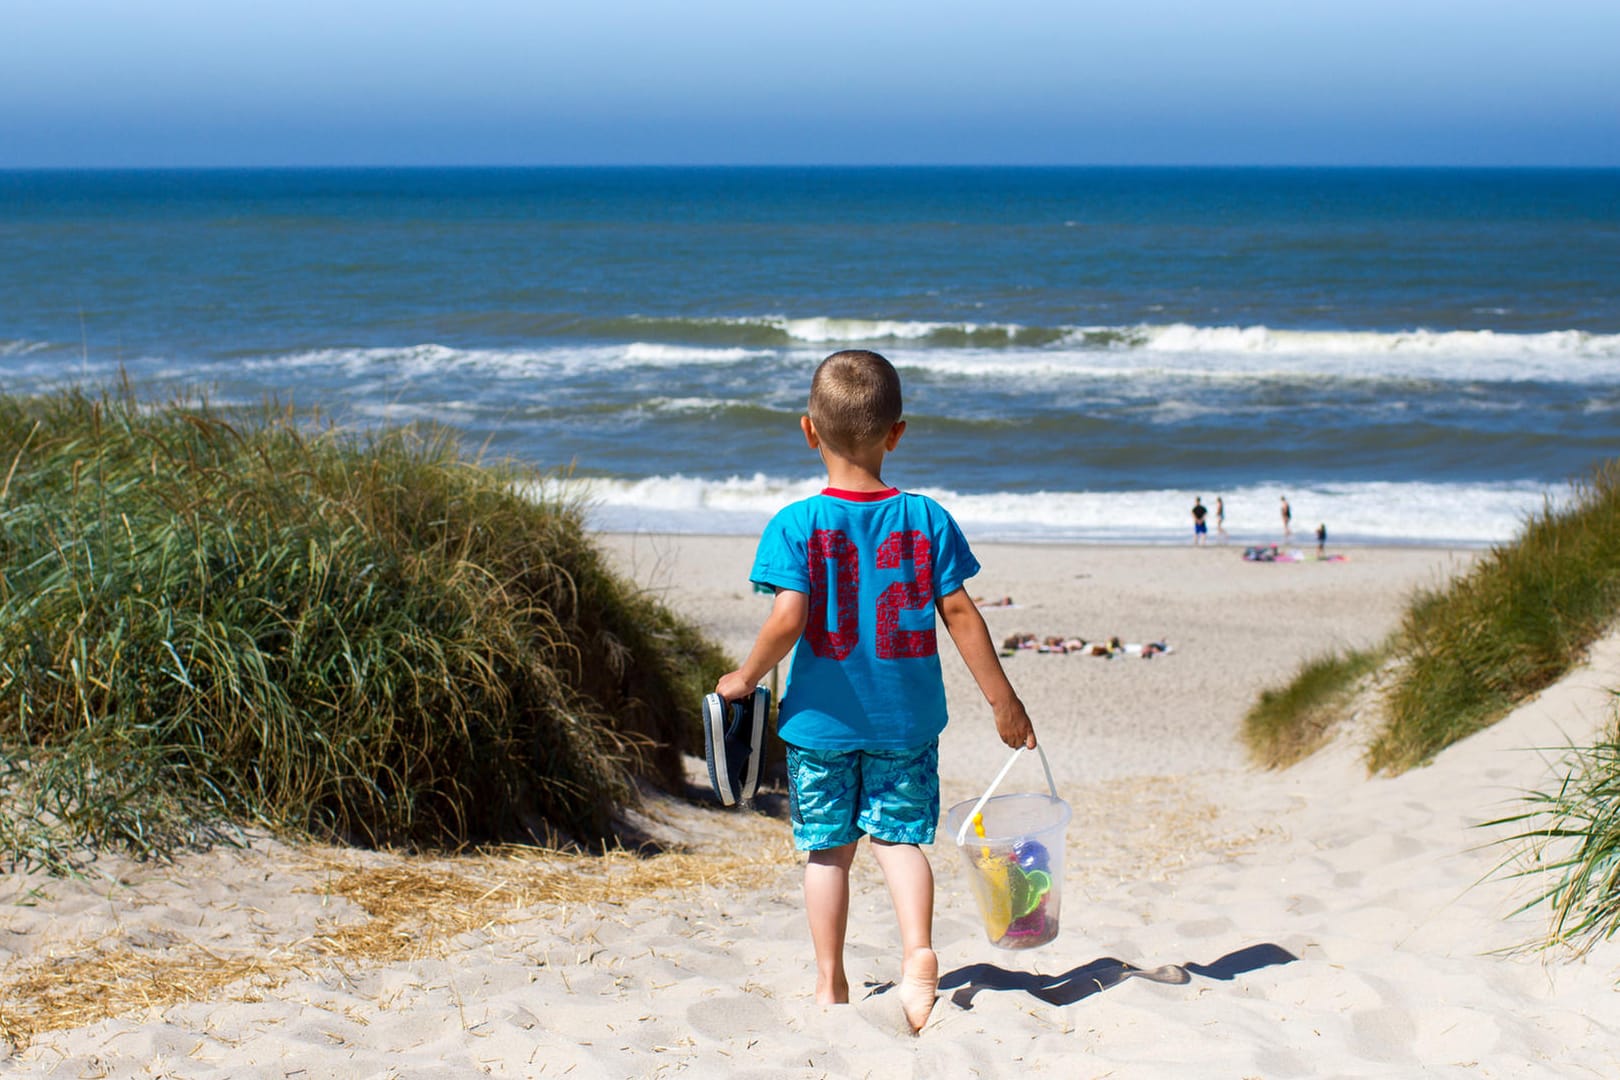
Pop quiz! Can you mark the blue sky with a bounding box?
[4,1,1617,167]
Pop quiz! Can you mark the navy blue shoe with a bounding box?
[703,686,769,807]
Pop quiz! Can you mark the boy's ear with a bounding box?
[884,420,906,450]
[800,415,820,449]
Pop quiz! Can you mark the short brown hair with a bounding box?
[808,350,903,455]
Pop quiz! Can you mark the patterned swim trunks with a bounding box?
[785,740,940,850]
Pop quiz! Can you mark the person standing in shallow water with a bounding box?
[1191,497,1208,546]
[1280,496,1292,538]
[1216,496,1226,542]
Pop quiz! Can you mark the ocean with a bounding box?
[3,167,1618,545]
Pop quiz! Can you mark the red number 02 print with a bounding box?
[805,529,936,660]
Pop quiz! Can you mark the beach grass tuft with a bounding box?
[1246,461,1620,776]
[1484,705,1620,957]
[1367,461,1620,774]
[1242,461,1620,953]
[0,386,730,871]
[1241,647,1382,769]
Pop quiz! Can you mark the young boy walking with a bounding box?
[714,349,1036,1033]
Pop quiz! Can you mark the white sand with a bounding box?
[3,538,1616,1077]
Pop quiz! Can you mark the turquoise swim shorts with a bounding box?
[785,740,940,850]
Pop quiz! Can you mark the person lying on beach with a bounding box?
[714,350,1036,1034]
[1003,632,1039,652]
[974,595,1016,608]
[1002,633,1171,657]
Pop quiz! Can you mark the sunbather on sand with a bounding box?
[1006,632,1171,658]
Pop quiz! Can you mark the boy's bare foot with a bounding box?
[816,973,849,1005]
[898,947,938,1033]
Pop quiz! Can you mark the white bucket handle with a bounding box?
[953,744,1059,846]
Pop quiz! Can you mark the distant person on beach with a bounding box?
[1316,522,1327,557]
[714,349,1036,1034]
[1280,496,1292,538]
[1191,497,1208,546]
[1215,496,1226,541]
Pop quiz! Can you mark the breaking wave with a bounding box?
[529,474,1568,547]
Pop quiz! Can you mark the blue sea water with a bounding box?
[2,167,1618,545]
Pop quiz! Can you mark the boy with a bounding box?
[713,350,1036,1034]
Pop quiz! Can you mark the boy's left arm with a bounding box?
[715,588,808,702]
[937,587,1037,749]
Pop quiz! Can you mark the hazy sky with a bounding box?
[4,1,1617,167]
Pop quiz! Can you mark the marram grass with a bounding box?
[1368,461,1620,774]
[1244,460,1620,776]
[1485,706,1620,958]
[0,387,730,871]
[1239,460,1620,959]
[1241,647,1382,769]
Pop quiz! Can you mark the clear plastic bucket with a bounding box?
[945,749,1070,950]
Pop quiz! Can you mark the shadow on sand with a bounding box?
[938,943,1299,1009]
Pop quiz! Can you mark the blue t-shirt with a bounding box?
[750,488,980,751]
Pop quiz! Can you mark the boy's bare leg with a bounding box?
[804,842,858,1004]
[870,839,938,1032]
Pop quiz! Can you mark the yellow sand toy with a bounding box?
[971,811,1014,939]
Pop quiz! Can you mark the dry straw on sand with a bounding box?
[0,820,797,1050]
[0,945,286,1051]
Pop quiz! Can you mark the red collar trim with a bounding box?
[821,487,901,502]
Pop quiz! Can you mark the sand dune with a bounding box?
[3,539,1616,1077]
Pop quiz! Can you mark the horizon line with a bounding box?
[4,162,1619,172]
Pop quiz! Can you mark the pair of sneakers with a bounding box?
[702,686,769,807]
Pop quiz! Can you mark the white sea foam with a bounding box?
[777,317,1025,343]
[1125,323,1620,365]
[532,474,1568,547]
[898,329,1620,385]
[636,396,776,416]
[348,400,482,423]
[676,314,1620,368]
[253,341,767,379]
[0,339,56,359]
[620,343,769,364]
[243,322,1620,389]
[1101,323,1620,382]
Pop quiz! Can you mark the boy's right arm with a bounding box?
[714,588,808,702]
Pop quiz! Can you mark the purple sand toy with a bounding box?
[1004,908,1046,938]
[1000,897,1058,946]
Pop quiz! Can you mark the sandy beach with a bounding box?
[3,536,1617,1077]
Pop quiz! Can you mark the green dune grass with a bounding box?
[0,387,729,872]
[1244,461,1620,775]
[1241,647,1383,769]
[1485,709,1620,958]
[1243,460,1620,952]
[1367,461,1620,773]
